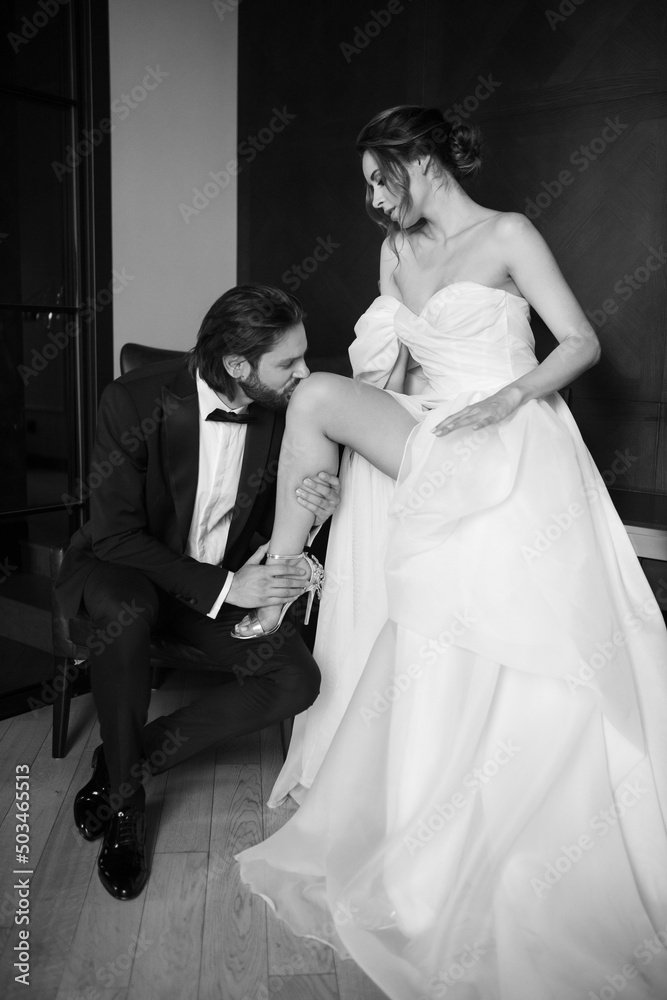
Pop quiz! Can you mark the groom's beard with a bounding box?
[237,370,300,410]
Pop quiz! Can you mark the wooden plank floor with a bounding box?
[0,670,387,999]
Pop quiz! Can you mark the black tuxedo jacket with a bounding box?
[56,359,284,618]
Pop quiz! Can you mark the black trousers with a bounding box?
[82,561,321,806]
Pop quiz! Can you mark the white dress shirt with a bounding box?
[186,372,249,617]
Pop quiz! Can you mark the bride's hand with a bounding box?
[432,386,524,437]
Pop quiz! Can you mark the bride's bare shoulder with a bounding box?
[488,210,539,243]
[487,211,555,271]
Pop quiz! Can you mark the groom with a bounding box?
[56,284,339,900]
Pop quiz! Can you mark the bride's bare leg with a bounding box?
[235,373,416,636]
[274,373,414,547]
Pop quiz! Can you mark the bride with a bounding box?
[234,106,667,999]
[266,127,439,807]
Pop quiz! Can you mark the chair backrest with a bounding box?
[120,342,187,375]
[120,341,353,379]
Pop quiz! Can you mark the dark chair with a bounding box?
[49,343,293,759]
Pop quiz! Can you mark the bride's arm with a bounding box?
[433,214,601,436]
[379,239,413,392]
[385,345,410,391]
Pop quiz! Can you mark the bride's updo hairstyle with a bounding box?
[356,105,482,241]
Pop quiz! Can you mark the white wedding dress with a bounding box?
[238,282,667,1000]
[269,295,434,807]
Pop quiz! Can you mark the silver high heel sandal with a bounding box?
[231,552,324,640]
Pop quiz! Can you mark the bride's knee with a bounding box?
[288,372,347,415]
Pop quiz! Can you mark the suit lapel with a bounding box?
[225,403,278,556]
[163,365,199,549]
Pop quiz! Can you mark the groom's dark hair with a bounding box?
[188,284,304,397]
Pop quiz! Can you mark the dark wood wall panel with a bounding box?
[238,0,666,511]
[471,97,666,401]
[237,0,428,359]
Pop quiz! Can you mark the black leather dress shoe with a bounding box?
[73,744,111,841]
[97,805,149,900]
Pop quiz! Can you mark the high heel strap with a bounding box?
[303,552,324,599]
[266,551,324,595]
[231,552,324,640]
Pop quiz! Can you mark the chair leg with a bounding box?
[279,717,293,761]
[52,656,75,759]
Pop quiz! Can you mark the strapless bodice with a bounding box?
[350,281,538,401]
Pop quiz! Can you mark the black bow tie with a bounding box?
[206,408,255,424]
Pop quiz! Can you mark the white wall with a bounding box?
[108,0,237,371]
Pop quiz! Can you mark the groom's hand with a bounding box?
[226,543,308,609]
[296,471,341,526]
